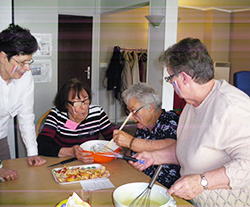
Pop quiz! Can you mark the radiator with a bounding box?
[214,62,230,82]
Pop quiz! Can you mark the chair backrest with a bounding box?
[233,71,250,97]
[36,109,51,136]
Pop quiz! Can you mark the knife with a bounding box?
[47,157,77,167]
[99,153,145,164]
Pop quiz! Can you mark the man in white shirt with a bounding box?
[0,24,46,182]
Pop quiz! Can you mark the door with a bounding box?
[58,14,92,90]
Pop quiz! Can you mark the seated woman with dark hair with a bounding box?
[37,78,114,164]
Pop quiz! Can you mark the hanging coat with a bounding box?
[131,51,140,85]
[121,51,133,92]
[106,46,123,99]
[121,51,140,92]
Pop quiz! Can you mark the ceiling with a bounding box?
[178,0,250,12]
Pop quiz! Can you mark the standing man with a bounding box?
[0,24,46,182]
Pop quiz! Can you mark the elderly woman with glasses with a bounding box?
[129,38,250,206]
[37,78,114,163]
[113,82,180,188]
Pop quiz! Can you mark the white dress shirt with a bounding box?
[0,71,38,156]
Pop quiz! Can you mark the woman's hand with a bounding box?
[128,151,155,171]
[113,129,133,148]
[167,174,204,200]
[27,156,47,166]
[0,168,18,182]
[167,167,231,200]
[72,145,94,164]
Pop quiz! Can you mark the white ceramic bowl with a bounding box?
[113,182,175,207]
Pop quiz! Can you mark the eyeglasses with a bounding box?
[126,106,144,116]
[12,57,34,67]
[164,71,182,83]
[68,98,90,108]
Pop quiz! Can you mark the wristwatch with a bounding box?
[200,173,208,190]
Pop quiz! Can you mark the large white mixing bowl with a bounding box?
[113,182,176,207]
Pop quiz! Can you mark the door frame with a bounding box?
[91,14,100,105]
[57,12,101,105]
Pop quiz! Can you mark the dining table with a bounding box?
[0,156,193,207]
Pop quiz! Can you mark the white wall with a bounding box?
[14,0,58,125]
[0,0,11,30]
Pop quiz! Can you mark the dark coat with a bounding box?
[106,46,124,99]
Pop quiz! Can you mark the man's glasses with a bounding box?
[164,71,182,83]
[12,57,34,67]
[68,98,90,108]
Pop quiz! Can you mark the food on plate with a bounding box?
[56,192,91,207]
[67,192,91,207]
[53,165,109,183]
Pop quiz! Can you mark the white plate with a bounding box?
[51,164,110,185]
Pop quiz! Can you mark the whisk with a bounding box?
[90,143,145,164]
[129,165,163,207]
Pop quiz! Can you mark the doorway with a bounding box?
[58,14,93,90]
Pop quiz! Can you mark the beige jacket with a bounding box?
[121,51,140,92]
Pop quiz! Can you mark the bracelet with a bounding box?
[129,137,136,149]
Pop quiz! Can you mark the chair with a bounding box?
[233,71,250,97]
[36,109,51,136]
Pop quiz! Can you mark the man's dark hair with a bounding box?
[0,23,38,60]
